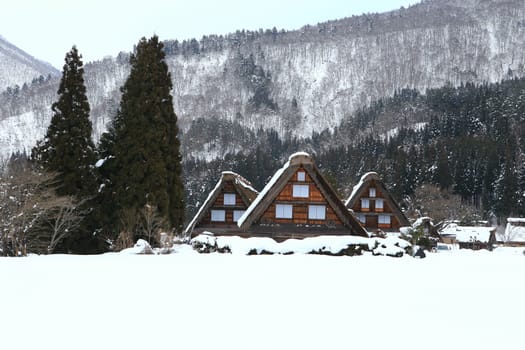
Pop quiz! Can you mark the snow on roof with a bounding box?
[234,174,258,195]
[441,224,495,243]
[507,217,525,223]
[237,159,291,227]
[344,172,379,206]
[184,175,224,235]
[185,171,258,235]
[412,216,433,228]
[499,222,525,243]
[288,151,311,161]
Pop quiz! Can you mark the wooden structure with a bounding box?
[345,172,410,233]
[451,225,496,250]
[238,152,368,240]
[184,171,258,237]
[498,218,525,246]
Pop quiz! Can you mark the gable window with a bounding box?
[369,187,376,197]
[375,198,384,211]
[308,205,326,220]
[211,210,226,222]
[293,184,309,198]
[378,215,391,226]
[233,210,245,222]
[297,171,306,182]
[223,193,236,206]
[275,204,293,219]
[361,198,370,211]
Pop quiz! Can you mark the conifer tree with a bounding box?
[101,36,184,235]
[32,46,96,198]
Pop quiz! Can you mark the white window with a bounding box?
[275,204,293,219]
[297,171,306,181]
[293,184,309,198]
[361,198,370,209]
[211,210,225,222]
[378,215,391,225]
[375,198,384,209]
[369,187,376,197]
[233,210,245,222]
[223,193,236,206]
[308,205,326,220]
[358,214,366,223]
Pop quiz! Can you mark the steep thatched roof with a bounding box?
[238,152,368,237]
[184,171,258,235]
[345,172,410,227]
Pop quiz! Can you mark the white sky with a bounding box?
[1,0,419,69]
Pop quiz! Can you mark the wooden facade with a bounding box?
[345,172,410,234]
[184,172,258,237]
[238,153,368,240]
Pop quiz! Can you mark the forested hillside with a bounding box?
[1,0,525,162]
[184,78,525,223]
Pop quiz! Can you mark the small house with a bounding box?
[238,152,368,240]
[184,171,258,237]
[498,218,525,246]
[440,223,496,250]
[345,172,410,234]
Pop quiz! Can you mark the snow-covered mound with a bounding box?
[191,233,410,257]
[120,239,154,255]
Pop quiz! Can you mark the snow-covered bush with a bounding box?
[370,236,410,258]
[120,239,154,254]
[191,234,376,257]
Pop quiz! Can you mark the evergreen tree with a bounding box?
[32,46,96,197]
[101,36,184,236]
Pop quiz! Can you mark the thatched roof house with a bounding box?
[185,171,258,237]
[345,172,410,233]
[238,152,368,240]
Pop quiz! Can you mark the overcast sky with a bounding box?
[1,0,419,69]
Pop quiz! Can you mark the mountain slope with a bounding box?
[1,0,525,160]
[0,36,59,92]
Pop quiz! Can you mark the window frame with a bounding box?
[378,214,391,225]
[369,187,376,197]
[292,184,309,198]
[233,210,245,222]
[275,204,293,219]
[210,209,226,222]
[375,198,384,211]
[361,198,370,210]
[297,171,306,182]
[223,193,236,206]
[308,205,326,220]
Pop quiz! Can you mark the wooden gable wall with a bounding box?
[198,181,249,227]
[350,179,403,231]
[258,167,343,226]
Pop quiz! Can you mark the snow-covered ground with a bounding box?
[1,247,524,350]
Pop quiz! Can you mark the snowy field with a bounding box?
[1,247,524,350]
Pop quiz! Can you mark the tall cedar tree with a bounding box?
[31,47,99,253]
[32,46,96,198]
[101,36,184,234]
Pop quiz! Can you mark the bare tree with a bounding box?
[0,161,86,256]
[112,203,168,252]
[139,203,166,246]
[404,184,484,227]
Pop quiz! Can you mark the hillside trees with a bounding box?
[98,36,184,244]
[182,78,525,225]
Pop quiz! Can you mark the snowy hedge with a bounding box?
[191,233,409,257]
